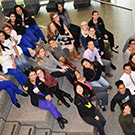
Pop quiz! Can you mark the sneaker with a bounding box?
[99,105,106,111]
[21,92,28,97]
[35,40,41,45]
[58,100,62,105]
[41,39,47,44]
[14,103,21,108]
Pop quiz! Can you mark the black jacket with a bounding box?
[8,19,26,35]
[24,77,51,107]
[83,61,103,82]
[88,17,107,36]
[85,32,104,52]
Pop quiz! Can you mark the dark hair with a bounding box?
[87,39,94,46]
[81,58,91,66]
[48,38,55,44]
[115,80,124,88]
[34,66,48,75]
[120,103,130,112]
[56,2,64,12]
[70,70,80,82]
[89,26,96,30]
[0,31,10,51]
[74,82,91,103]
[14,5,30,18]
[92,10,99,16]
[128,39,135,45]
[123,63,131,70]
[8,11,16,17]
[27,69,36,76]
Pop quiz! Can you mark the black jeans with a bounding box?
[82,109,106,135]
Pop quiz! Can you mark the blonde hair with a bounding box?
[47,22,58,39]
[36,46,50,63]
[2,22,14,31]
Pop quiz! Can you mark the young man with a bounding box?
[120,63,135,98]
[124,39,135,63]
[83,40,113,77]
[88,10,118,53]
[110,80,135,117]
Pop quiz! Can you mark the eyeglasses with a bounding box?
[53,15,58,20]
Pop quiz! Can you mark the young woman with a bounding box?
[7,12,37,57]
[0,39,27,87]
[80,21,89,49]
[88,10,118,53]
[74,82,106,135]
[71,70,108,111]
[119,103,135,135]
[2,25,33,74]
[47,22,81,61]
[50,12,80,52]
[36,46,73,84]
[35,66,73,107]
[48,38,76,69]
[23,69,68,129]
[56,2,81,49]
[128,53,135,71]
[81,58,112,89]
[14,5,47,44]
[0,75,28,108]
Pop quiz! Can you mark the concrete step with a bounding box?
[67,133,95,135]
[36,128,51,135]
[18,125,36,135]
[1,121,21,135]
[52,133,66,135]
[0,118,5,133]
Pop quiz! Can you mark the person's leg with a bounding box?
[0,81,18,104]
[106,30,114,48]
[38,98,62,119]
[29,25,45,39]
[51,68,73,84]
[7,69,27,86]
[102,59,111,74]
[87,81,102,87]
[21,35,36,49]
[15,55,25,72]
[80,34,87,50]
[25,28,38,42]
[20,53,32,69]
[17,44,31,57]
[98,76,109,88]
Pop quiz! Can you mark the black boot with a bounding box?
[41,38,47,44]
[111,63,116,70]
[63,93,73,103]
[14,103,21,108]
[61,117,68,124]
[21,92,28,97]
[57,117,65,129]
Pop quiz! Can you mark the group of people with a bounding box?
[0,2,135,135]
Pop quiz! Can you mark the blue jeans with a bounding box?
[80,34,87,50]
[15,53,31,72]
[0,80,22,104]
[87,76,109,88]
[29,25,45,39]
[38,92,62,119]
[7,69,27,86]
[25,28,38,42]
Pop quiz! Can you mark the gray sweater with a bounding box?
[38,51,63,73]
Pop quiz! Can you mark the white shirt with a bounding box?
[0,48,14,73]
[10,30,22,44]
[3,39,23,56]
[120,71,135,95]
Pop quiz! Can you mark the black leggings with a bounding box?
[82,109,106,135]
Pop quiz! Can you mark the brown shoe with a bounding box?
[68,52,79,61]
[73,47,82,59]
[105,73,113,77]
[58,100,62,105]
[108,85,112,89]
[64,58,77,69]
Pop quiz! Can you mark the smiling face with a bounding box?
[36,69,45,79]
[0,32,5,43]
[75,71,81,80]
[117,84,126,95]
[57,4,63,12]
[29,71,37,82]
[123,105,131,115]
[15,7,23,16]
[49,23,57,33]
[131,55,135,64]
[89,27,96,36]
[129,40,135,49]
[76,85,84,95]
[3,27,11,35]
[92,12,99,20]
[82,60,93,69]
[124,66,132,75]
[48,40,57,49]
[9,13,16,22]
[87,41,95,51]
[52,14,59,23]
[38,48,45,59]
